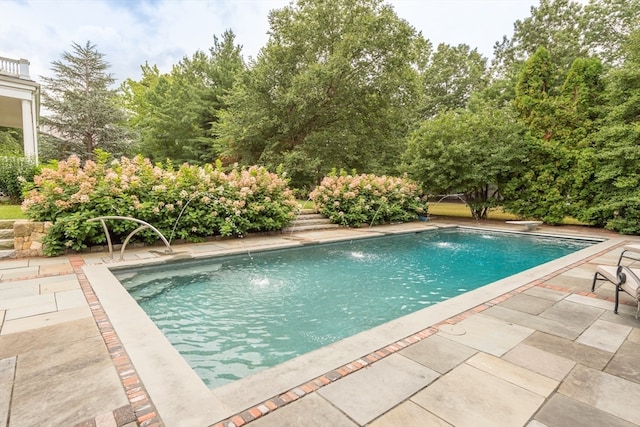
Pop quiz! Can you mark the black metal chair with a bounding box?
[618,244,640,266]
[591,265,640,319]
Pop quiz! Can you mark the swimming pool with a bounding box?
[115,228,594,388]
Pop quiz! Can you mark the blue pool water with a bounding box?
[116,228,593,388]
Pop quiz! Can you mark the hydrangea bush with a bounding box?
[309,171,427,227]
[22,154,298,255]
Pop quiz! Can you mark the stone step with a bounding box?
[0,238,14,250]
[289,217,332,226]
[0,249,16,259]
[0,219,16,230]
[0,228,13,239]
[286,210,338,231]
[294,213,325,221]
[282,223,340,233]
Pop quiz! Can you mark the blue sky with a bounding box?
[1,0,550,85]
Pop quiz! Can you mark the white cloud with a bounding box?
[1,0,547,86]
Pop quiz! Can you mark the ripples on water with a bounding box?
[118,228,593,388]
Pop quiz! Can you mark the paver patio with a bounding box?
[0,219,638,427]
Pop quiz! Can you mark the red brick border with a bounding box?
[68,254,163,427]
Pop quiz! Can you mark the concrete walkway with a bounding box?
[0,220,638,427]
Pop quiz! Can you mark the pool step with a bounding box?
[282,209,339,232]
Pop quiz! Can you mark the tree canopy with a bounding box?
[214,0,424,188]
[121,30,245,164]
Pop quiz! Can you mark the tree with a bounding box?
[0,127,23,156]
[215,0,423,189]
[513,46,557,140]
[40,41,131,161]
[419,43,488,118]
[582,0,640,67]
[574,30,640,234]
[122,31,245,164]
[493,0,586,79]
[403,107,523,219]
[503,48,607,224]
[492,0,639,87]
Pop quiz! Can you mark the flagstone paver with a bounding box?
[603,328,640,384]
[0,305,92,335]
[484,305,591,340]
[368,401,452,427]
[576,319,631,352]
[9,333,129,427]
[411,362,545,427]
[0,317,99,358]
[0,357,15,427]
[249,393,357,427]
[539,300,605,332]
[559,364,640,425]
[3,296,57,321]
[54,288,87,310]
[39,278,79,293]
[523,285,570,302]
[523,331,614,370]
[502,343,575,381]
[317,354,439,425]
[436,313,534,356]
[465,352,559,397]
[497,293,557,315]
[534,393,637,427]
[545,271,594,292]
[398,334,477,374]
[0,267,39,281]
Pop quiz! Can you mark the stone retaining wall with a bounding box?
[14,220,51,258]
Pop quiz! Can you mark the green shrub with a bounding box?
[23,155,298,255]
[581,197,640,235]
[0,156,39,202]
[309,171,427,227]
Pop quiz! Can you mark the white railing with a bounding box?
[0,56,30,79]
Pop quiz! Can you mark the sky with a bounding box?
[1,0,547,86]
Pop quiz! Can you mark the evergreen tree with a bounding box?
[40,41,131,161]
[0,127,23,156]
[122,31,245,164]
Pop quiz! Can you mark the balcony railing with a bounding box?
[0,56,31,79]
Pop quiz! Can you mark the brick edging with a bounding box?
[69,254,163,427]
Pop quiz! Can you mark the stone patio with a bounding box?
[0,220,638,427]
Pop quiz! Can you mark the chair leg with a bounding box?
[591,272,601,292]
[614,285,620,314]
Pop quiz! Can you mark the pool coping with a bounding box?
[84,223,622,426]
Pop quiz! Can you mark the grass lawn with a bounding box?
[297,199,315,209]
[428,202,585,225]
[0,204,27,220]
[299,200,584,225]
[428,202,518,220]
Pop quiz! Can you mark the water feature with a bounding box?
[115,228,594,388]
